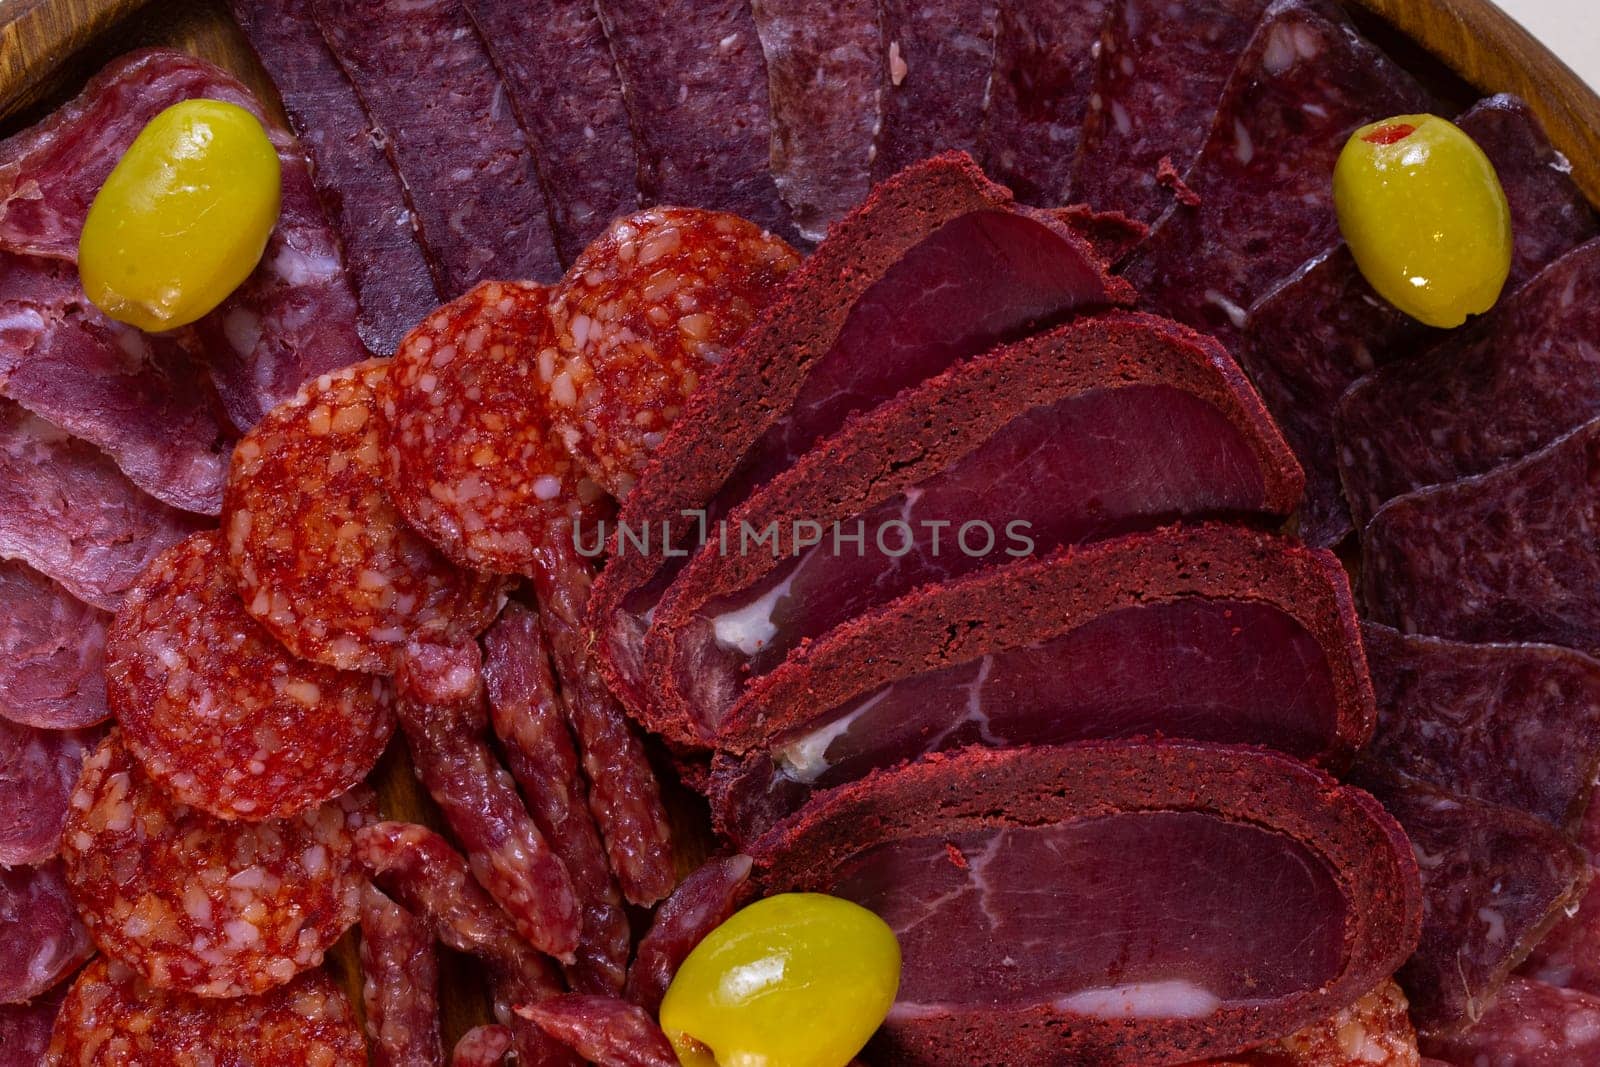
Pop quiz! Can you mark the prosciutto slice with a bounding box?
[873,0,999,179]
[647,312,1302,744]
[0,559,109,731]
[1361,417,1600,656]
[751,742,1421,1066]
[590,154,1131,720]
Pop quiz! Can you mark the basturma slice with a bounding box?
[749,742,1421,1067]
[648,311,1302,745]
[590,153,1132,719]
[1120,0,1429,345]
[0,558,109,731]
[1361,417,1600,657]
[706,525,1371,844]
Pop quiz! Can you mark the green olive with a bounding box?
[79,99,281,332]
[1333,113,1512,328]
[658,893,901,1067]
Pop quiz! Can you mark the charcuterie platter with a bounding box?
[3,0,1600,1064]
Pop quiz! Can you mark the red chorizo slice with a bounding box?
[45,957,365,1065]
[544,208,799,497]
[380,281,600,574]
[223,359,505,674]
[60,733,369,997]
[107,531,394,820]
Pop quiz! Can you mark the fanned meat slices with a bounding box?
[752,742,1421,1067]
[0,559,108,731]
[874,0,1000,178]
[0,861,93,1005]
[0,717,102,866]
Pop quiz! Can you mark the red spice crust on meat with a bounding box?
[587,151,1135,714]
[714,523,1369,754]
[749,741,1423,1067]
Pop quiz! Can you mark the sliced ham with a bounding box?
[750,742,1421,1066]
[0,717,104,866]
[590,154,1132,720]
[0,558,109,731]
[707,524,1371,843]
[1422,977,1600,1066]
[646,312,1302,744]
[1361,417,1600,656]
[873,0,999,179]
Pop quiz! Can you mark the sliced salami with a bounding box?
[0,861,92,1005]
[393,639,581,961]
[379,281,590,574]
[461,0,643,264]
[1421,977,1600,1066]
[312,0,563,290]
[1361,417,1600,656]
[46,957,365,1065]
[594,0,796,240]
[515,995,678,1067]
[360,883,443,1067]
[545,209,800,498]
[0,985,66,1066]
[0,559,108,731]
[450,1024,512,1067]
[224,359,505,673]
[0,717,101,866]
[107,531,393,821]
[61,734,369,997]
[625,855,753,1015]
[874,0,1000,179]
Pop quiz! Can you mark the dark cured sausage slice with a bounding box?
[1422,977,1600,1066]
[751,0,883,243]
[648,312,1303,745]
[0,985,67,1065]
[46,958,365,1065]
[360,884,444,1067]
[107,531,394,821]
[707,525,1372,843]
[231,0,442,354]
[312,0,562,291]
[874,0,998,180]
[224,359,505,674]
[461,0,642,265]
[0,717,103,866]
[1523,798,1600,997]
[594,0,796,241]
[625,855,753,1016]
[0,560,108,730]
[0,861,92,1005]
[751,742,1421,1067]
[1361,417,1600,657]
[590,154,1131,720]
[1070,0,1270,224]
[61,734,369,998]
[515,996,678,1067]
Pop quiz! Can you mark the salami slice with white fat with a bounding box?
[0,984,67,1066]
[224,359,505,673]
[0,717,102,866]
[0,861,92,1006]
[60,734,369,997]
[107,530,393,820]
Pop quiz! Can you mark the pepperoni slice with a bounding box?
[223,359,505,674]
[0,717,102,866]
[0,861,92,1005]
[107,531,394,820]
[46,957,365,1065]
[544,208,799,497]
[60,733,369,997]
[380,281,600,574]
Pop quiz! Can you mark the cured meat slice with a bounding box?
[0,718,101,866]
[516,996,677,1067]
[1522,798,1600,996]
[0,254,234,515]
[590,154,1130,718]
[61,734,369,997]
[530,535,676,906]
[978,0,1108,206]
[594,0,794,240]
[461,0,641,264]
[1351,765,1588,1036]
[231,0,442,354]
[0,560,108,730]
[1337,238,1600,526]
[874,1,999,179]
[0,862,92,1005]
[649,312,1303,744]
[751,742,1421,1066]
[312,0,562,290]
[1121,0,1429,343]
[1421,977,1600,1066]
[0,985,66,1066]
[394,639,580,961]
[107,531,393,820]
[0,401,201,611]
[360,884,443,1067]
[46,957,364,1065]
[1363,622,1600,832]
[451,1025,512,1067]
[1361,418,1600,655]
[224,360,505,673]
[707,525,1371,843]
[751,0,883,242]
[625,855,753,1015]
[1195,981,1420,1067]
[1070,0,1270,225]
[483,602,629,994]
